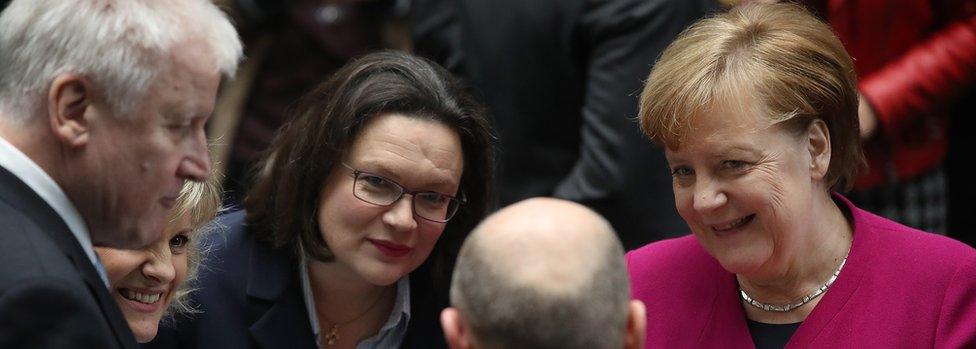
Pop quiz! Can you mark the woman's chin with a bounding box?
[130,322,159,344]
[355,254,426,286]
[698,235,773,276]
[712,250,771,276]
[358,264,407,287]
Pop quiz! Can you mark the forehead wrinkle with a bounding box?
[355,137,462,189]
[682,134,762,159]
[154,53,219,121]
[723,144,764,160]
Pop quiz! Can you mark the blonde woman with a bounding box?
[96,175,222,343]
[627,3,976,348]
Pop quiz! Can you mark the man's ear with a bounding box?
[807,119,831,181]
[48,74,93,147]
[623,300,647,349]
[441,307,474,349]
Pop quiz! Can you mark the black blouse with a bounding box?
[747,319,802,349]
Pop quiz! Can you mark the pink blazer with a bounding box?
[626,195,976,348]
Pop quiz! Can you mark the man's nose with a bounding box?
[178,131,211,182]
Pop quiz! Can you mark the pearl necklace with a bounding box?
[739,255,848,312]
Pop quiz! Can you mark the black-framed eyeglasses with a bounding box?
[340,163,465,223]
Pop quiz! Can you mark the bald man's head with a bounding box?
[443,198,645,349]
[468,198,616,296]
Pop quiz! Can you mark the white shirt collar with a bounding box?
[300,257,412,348]
[0,135,109,286]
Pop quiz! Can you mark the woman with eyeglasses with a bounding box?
[145,51,495,349]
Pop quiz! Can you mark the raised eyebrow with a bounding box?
[358,171,400,186]
[424,175,458,190]
[360,162,459,192]
[664,152,685,167]
[417,191,450,198]
[690,148,754,163]
[722,145,762,157]
[407,182,455,199]
[356,165,403,187]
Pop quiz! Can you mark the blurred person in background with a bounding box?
[408,0,721,250]
[734,0,976,237]
[809,0,976,236]
[211,0,409,206]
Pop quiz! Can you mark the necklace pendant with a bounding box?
[325,324,339,346]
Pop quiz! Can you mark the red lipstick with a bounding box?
[369,239,412,258]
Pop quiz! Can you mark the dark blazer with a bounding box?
[146,210,447,349]
[409,0,720,250]
[0,167,137,348]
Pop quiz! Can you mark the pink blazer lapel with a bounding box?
[785,195,867,347]
[697,271,755,348]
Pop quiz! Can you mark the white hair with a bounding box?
[0,0,243,125]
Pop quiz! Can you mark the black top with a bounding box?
[747,319,801,349]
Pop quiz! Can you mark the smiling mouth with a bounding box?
[711,214,756,233]
[120,288,163,304]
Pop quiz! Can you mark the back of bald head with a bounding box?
[450,198,631,349]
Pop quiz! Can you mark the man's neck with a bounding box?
[0,117,59,180]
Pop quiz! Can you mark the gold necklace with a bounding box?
[320,288,390,346]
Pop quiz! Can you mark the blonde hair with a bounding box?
[638,2,864,191]
[166,171,224,316]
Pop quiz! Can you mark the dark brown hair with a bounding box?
[244,52,495,345]
[245,50,494,269]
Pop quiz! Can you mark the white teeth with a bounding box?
[120,289,162,304]
[714,215,751,231]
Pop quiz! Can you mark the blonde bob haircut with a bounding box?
[165,170,223,316]
[638,2,865,192]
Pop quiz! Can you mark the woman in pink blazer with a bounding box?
[628,3,976,348]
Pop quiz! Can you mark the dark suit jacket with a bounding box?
[0,167,137,348]
[409,0,720,249]
[145,210,447,349]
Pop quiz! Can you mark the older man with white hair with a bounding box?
[0,1,241,347]
[441,198,647,349]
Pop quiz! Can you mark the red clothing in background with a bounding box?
[817,0,976,188]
